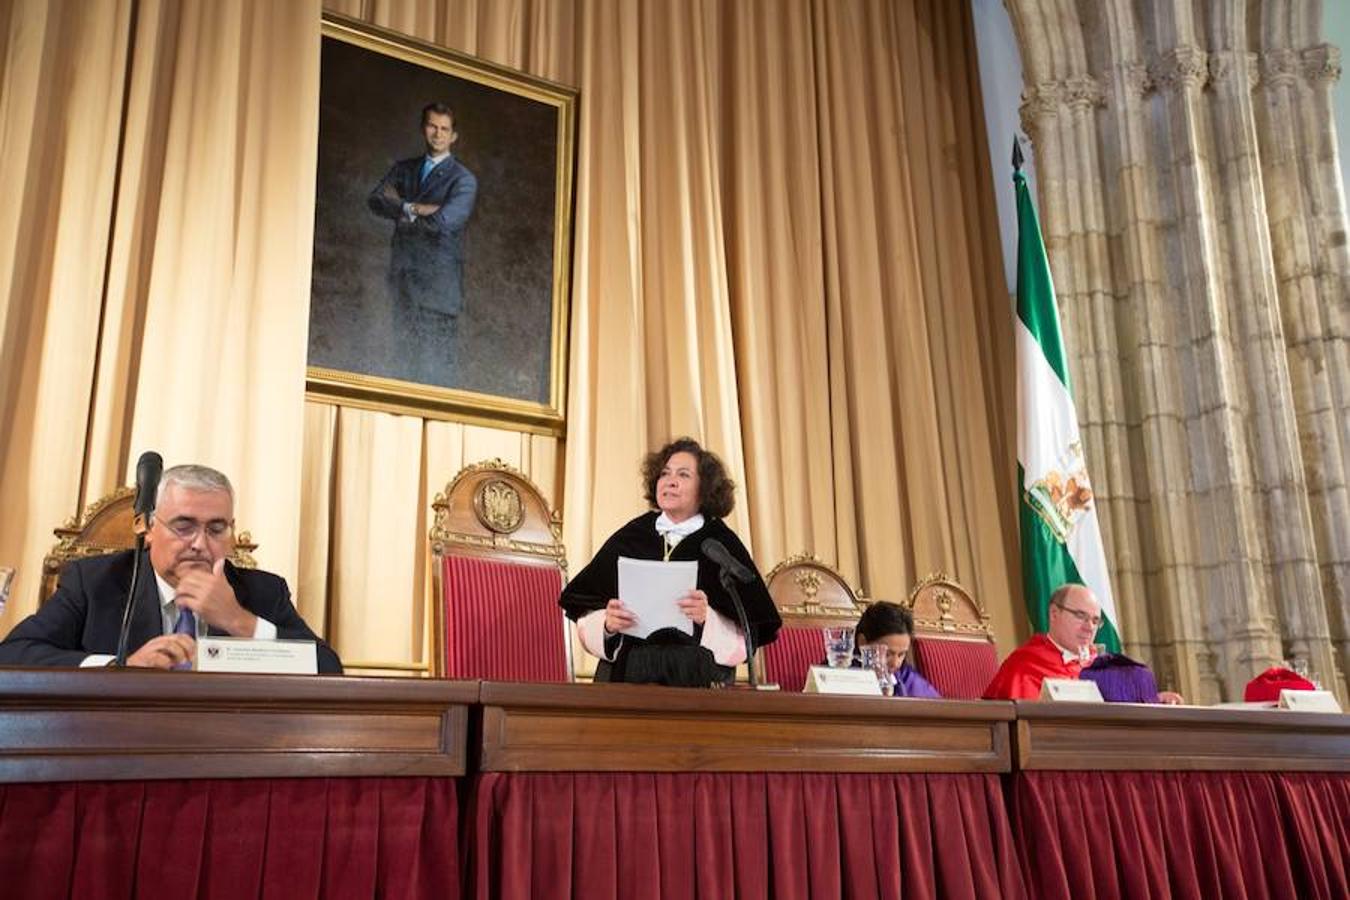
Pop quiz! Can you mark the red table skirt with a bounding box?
[5,770,1345,899]
[0,777,459,900]
[467,771,1027,900]
[1012,771,1350,900]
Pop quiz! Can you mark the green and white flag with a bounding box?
[1014,157,1121,651]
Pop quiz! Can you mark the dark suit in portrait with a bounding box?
[367,154,478,318]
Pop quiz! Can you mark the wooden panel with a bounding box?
[1014,701,1350,771]
[0,669,478,782]
[478,682,1014,773]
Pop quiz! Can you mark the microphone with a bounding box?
[701,538,754,584]
[132,451,163,535]
[701,538,759,687]
[116,451,163,666]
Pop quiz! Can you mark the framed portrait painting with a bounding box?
[307,14,576,434]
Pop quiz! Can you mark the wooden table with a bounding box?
[1010,701,1350,900]
[477,680,1015,772]
[0,668,476,781]
[1013,699,1350,771]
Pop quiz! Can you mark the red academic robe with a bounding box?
[982,633,1083,700]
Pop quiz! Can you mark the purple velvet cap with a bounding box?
[1080,653,1159,703]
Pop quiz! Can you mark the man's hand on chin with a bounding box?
[174,558,258,637]
[127,634,196,669]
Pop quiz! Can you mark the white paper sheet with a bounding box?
[616,556,698,639]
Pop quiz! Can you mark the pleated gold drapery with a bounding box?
[0,0,1021,668]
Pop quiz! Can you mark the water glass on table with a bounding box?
[860,643,893,696]
[821,626,855,668]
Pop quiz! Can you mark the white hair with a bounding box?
[154,464,234,509]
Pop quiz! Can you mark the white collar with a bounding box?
[424,152,451,165]
[1047,634,1087,665]
[655,512,705,545]
[153,570,176,613]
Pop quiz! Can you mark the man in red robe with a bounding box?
[982,584,1100,699]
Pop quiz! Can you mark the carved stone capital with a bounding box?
[1019,75,1105,130]
[1301,44,1342,85]
[1150,45,1209,93]
[1260,48,1301,89]
[1120,62,1153,98]
[1207,51,1259,90]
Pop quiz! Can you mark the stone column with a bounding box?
[1001,0,1349,702]
[1253,9,1350,693]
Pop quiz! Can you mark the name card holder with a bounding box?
[197,637,318,675]
[1278,689,1341,713]
[1040,678,1104,703]
[803,666,882,696]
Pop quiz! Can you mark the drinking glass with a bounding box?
[821,626,855,668]
[860,644,893,696]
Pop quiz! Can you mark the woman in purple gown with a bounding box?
[855,602,941,699]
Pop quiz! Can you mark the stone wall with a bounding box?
[1003,0,1348,703]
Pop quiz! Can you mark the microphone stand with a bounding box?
[114,533,148,667]
[718,568,758,689]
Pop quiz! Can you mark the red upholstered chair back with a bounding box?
[761,625,826,692]
[759,554,867,691]
[430,461,570,681]
[902,574,999,699]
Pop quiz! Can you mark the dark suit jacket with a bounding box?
[367,154,478,316]
[0,550,343,674]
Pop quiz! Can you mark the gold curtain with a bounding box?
[0,0,1022,661]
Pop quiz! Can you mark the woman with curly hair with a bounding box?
[560,437,781,686]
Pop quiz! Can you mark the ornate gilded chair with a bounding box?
[759,554,867,691]
[901,573,999,699]
[429,460,571,681]
[40,486,258,603]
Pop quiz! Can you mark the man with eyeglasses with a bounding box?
[0,465,341,673]
[982,583,1106,700]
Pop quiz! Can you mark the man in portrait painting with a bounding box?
[368,102,478,371]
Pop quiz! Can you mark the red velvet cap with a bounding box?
[1243,667,1316,702]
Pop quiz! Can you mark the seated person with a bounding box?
[983,583,1179,703]
[559,437,781,686]
[854,601,940,698]
[0,464,342,673]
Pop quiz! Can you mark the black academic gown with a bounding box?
[559,512,781,686]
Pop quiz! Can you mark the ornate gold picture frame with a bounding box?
[307,14,576,434]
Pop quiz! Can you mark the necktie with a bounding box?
[420,157,437,184]
[172,607,195,670]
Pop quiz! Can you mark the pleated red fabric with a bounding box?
[762,625,823,692]
[442,555,568,681]
[0,777,460,900]
[1011,770,1350,900]
[910,638,999,700]
[467,771,1027,900]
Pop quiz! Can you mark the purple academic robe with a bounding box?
[894,663,941,698]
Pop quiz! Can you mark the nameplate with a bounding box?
[197,637,318,675]
[1040,678,1104,703]
[803,666,882,696]
[1278,689,1341,713]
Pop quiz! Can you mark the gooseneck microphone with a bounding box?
[702,538,755,584]
[701,538,758,687]
[115,451,163,666]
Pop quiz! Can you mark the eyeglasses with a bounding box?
[159,517,233,541]
[1053,602,1102,628]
